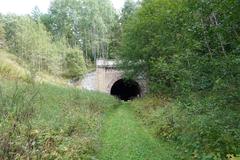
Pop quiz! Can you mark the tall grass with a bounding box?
[131,96,240,160]
[0,50,32,81]
[0,80,118,159]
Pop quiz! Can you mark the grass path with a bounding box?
[98,103,177,160]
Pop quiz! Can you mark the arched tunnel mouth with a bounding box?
[110,79,141,101]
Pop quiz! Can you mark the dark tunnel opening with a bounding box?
[110,79,141,101]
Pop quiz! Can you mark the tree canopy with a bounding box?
[119,0,240,158]
[3,15,86,78]
[0,0,239,159]
[47,0,117,60]
[0,16,5,48]
[120,0,240,95]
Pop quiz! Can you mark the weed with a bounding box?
[0,80,118,159]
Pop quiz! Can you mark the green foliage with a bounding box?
[0,24,4,38]
[63,48,87,78]
[48,0,118,60]
[120,0,240,95]
[31,6,42,22]
[3,15,59,74]
[120,0,240,159]
[107,16,122,59]
[0,80,118,159]
[120,0,138,24]
[2,15,86,78]
[132,97,240,160]
[0,17,5,48]
[0,51,31,82]
[107,0,138,59]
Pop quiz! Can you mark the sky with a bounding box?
[0,0,127,15]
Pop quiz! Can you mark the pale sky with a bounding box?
[0,0,127,15]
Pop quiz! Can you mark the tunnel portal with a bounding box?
[110,79,141,101]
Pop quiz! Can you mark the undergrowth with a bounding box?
[131,96,240,160]
[0,80,118,159]
[0,51,31,82]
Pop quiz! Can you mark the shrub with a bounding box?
[132,96,240,160]
[63,47,87,79]
[0,80,118,159]
[2,15,87,78]
[0,17,5,49]
[0,52,31,82]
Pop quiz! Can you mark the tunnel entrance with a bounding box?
[110,79,141,101]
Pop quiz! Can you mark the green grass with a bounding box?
[0,80,118,159]
[0,50,30,82]
[0,79,181,160]
[131,96,240,159]
[98,103,178,160]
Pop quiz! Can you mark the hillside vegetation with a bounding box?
[131,96,240,159]
[0,51,30,81]
[119,0,240,159]
[0,80,118,159]
[0,0,239,159]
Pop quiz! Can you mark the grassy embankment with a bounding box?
[2,49,238,160]
[0,79,180,160]
[1,49,178,159]
[131,96,240,160]
[0,79,118,159]
[0,50,68,86]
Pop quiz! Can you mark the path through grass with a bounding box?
[99,103,177,160]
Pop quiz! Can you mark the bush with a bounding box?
[132,96,240,160]
[2,15,87,78]
[0,52,31,82]
[0,80,118,159]
[0,18,5,48]
[63,47,87,79]
[121,1,240,159]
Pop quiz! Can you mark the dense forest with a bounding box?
[0,0,239,159]
[0,0,122,79]
[120,0,240,159]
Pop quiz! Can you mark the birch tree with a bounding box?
[48,0,117,61]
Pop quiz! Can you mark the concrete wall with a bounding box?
[96,67,123,93]
[81,59,147,95]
